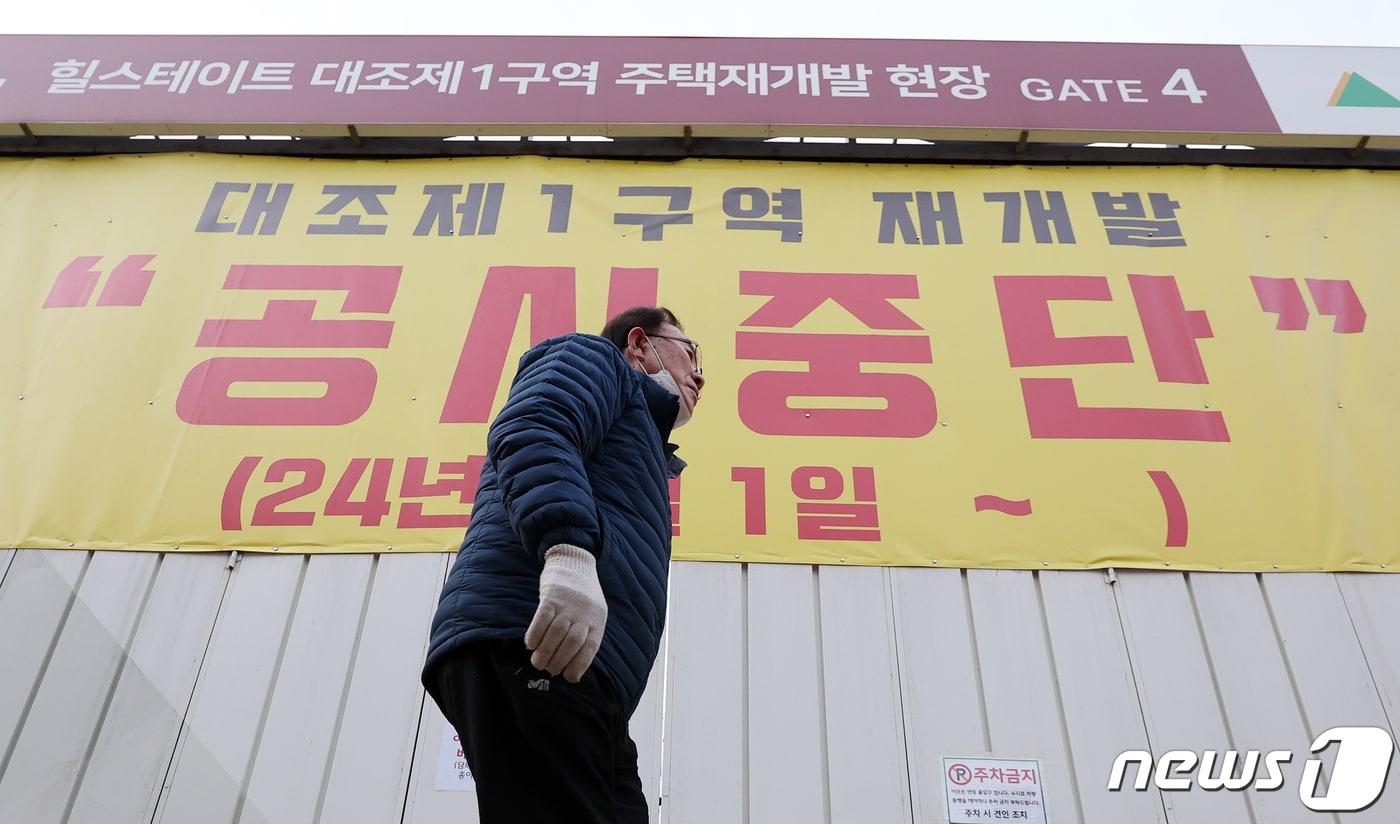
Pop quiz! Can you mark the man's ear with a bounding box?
[624,326,649,368]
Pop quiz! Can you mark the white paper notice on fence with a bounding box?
[435,722,476,792]
[942,756,1049,823]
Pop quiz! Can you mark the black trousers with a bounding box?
[431,637,650,824]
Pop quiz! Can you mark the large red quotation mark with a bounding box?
[42,255,157,308]
[1251,276,1366,333]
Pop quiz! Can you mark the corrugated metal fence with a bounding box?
[1,547,1397,823]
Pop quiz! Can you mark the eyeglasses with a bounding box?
[649,333,703,376]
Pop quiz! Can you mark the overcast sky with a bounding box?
[4,0,1399,48]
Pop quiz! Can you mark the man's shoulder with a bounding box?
[517,333,632,379]
[531,332,617,352]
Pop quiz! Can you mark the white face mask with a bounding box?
[644,334,692,429]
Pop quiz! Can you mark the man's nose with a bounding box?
[692,369,705,391]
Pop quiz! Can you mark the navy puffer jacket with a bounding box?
[421,333,683,719]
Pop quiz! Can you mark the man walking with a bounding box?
[421,306,703,823]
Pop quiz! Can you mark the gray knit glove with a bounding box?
[525,544,608,682]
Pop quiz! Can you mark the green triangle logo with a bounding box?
[1329,71,1400,108]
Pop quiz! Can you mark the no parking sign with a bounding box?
[942,756,1048,823]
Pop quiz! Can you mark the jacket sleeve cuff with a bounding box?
[543,543,597,574]
[537,527,599,564]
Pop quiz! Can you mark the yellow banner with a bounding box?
[2,154,1396,572]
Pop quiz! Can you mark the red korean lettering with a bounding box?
[793,466,879,541]
[994,274,1132,367]
[195,264,400,348]
[250,458,325,526]
[324,457,394,526]
[441,265,661,423]
[668,477,681,537]
[397,456,485,528]
[737,270,935,437]
[606,267,660,319]
[994,274,1228,442]
[440,266,576,424]
[731,467,768,536]
[179,264,400,426]
[738,333,935,437]
[741,270,923,329]
[176,357,378,425]
[1128,273,1213,383]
